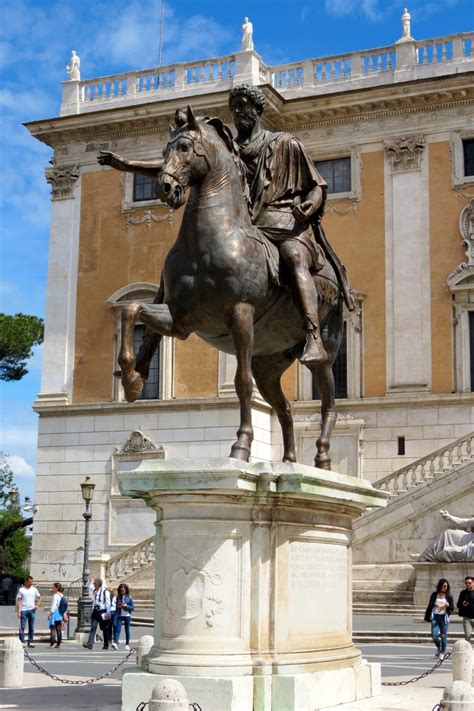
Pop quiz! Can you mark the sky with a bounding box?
[0,0,472,503]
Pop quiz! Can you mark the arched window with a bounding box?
[107,283,174,401]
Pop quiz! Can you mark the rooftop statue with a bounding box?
[97,87,354,470]
[241,17,254,51]
[419,510,474,562]
[66,50,80,81]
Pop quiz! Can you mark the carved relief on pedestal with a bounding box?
[164,538,230,633]
[384,135,425,172]
[45,165,80,200]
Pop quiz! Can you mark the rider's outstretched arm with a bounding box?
[98,150,162,177]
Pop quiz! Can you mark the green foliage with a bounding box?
[0,456,30,577]
[0,508,30,578]
[0,312,44,381]
[0,457,15,509]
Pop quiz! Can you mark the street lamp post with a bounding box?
[75,476,95,634]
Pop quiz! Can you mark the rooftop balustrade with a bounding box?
[60,31,473,116]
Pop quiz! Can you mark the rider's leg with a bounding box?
[279,241,328,364]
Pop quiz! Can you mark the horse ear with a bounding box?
[186,105,199,130]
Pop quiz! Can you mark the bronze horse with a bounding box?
[106,107,343,469]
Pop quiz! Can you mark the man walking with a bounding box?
[457,575,474,642]
[16,575,42,648]
[83,578,111,650]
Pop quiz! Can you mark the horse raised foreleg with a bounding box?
[251,351,297,463]
[118,302,180,403]
[134,279,165,379]
[228,303,255,461]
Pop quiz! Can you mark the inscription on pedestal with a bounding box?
[289,540,348,636]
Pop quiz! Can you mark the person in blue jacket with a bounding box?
[111,583,134,650]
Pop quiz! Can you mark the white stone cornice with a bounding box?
[384,135,425,173]
[44,164,80,199]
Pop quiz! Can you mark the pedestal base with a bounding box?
[118,459,388,711]
[122,660,381,711]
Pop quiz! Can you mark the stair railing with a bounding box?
[104,536,155,585]
[374,431,474,497]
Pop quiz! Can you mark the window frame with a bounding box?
[312,146,362,202]
[450,131,474,187]
[121,171,168,212]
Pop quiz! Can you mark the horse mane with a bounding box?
[200,116,249,199]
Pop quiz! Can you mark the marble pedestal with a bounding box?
[118,459,388,711]
[413,562,473,607]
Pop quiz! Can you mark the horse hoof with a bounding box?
[230,444,250,461]
[314,455,331,471]
[282,454,296,463]
[122,371,144,403]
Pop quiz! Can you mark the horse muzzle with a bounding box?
[155,172,186,208]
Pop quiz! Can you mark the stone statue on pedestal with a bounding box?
[66,51,80,81]
[401,8,412,40]
[241,17,253,51]
[419,510,474,562]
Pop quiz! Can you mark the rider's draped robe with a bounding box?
[238,130,354,310]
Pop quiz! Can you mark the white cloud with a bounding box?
[325,0,382,21]
[6,455,34,478]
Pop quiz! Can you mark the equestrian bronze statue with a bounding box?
[98,85,354,470]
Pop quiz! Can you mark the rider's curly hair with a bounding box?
[228,84,266,115]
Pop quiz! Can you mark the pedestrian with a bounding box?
[83,577,111,650]
[456,575,474,642]
[48,582,67,647]
[424,578,454,661]
[16,574,42,648]
[0,574,13,605]
[111,583,134,650]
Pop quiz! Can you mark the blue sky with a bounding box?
[0,0,472,502]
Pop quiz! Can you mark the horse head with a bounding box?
[156,106,241,209]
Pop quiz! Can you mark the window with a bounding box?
[315,157,351,194]
[133,324,160,399]
[464,139,474,178]
[312,322,348,400]
[133,174,158,202]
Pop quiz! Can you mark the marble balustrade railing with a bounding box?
[105,535,155,585]
[61,31,473,115]
[374,431,474,497]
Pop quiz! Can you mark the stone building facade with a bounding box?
[26,20,474,584]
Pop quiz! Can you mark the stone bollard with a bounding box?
[136,634,154,667]
[0,639,24,688]
[440,680,474,711]
[452,639,473,683]
[148,679,189,711]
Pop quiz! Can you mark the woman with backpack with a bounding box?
[48,582,67,648]
[111,583,134,650]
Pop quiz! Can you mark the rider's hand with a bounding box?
[98,150,126,170]
[292,200,317,222]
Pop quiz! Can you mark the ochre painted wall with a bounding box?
[324,150,386,397]
[73,169,219,403]
[428,142,470,393]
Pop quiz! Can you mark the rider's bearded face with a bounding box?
[231,95,259,133]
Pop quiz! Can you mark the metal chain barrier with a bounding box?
[381,651,451,687]
[24,647,135,685]
[432,704,441,711]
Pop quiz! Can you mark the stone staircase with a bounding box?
[104,536,156,609]
[373,431,473,497]
[352,431,474,614]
